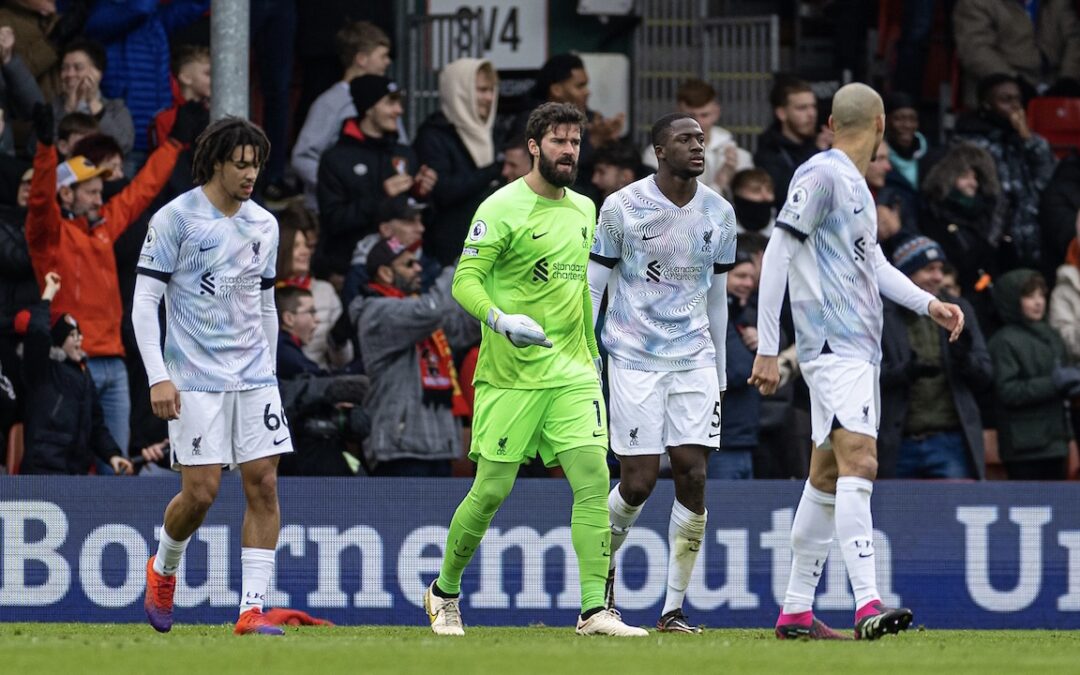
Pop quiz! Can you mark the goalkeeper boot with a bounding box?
[576,608,648,637]
[144,556,176,633]
[425,581,465,636]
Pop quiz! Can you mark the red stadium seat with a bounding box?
[1027,97,1080,158]
[5,422,23,475]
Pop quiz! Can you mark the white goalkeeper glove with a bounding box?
[486,307,553,348]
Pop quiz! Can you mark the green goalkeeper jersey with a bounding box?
[452,177,600,390]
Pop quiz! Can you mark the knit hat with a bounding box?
[884,91,916,115]
[366,236,408,278]
[376,196,425,225]
[56,155,112,189]
[350,75,401,118]
[891,235,946,276]
[51,313,80,346]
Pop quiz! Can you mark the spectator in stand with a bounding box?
[865,141,906,252]
[276,285,371,476]
[0,24,45,155]
[276,202,352,371]
[26,101,192,461]
[415,58,503,267]
[50,39,133,155]
[731,168,775,237]
[0,164,35,397]
[988,268,1076,480]
[350,238,478,477]
[1050,212,1080,362]
[920,143,1002,327]
[0,0,87,102]
[715,246,760,479]
[500,135,531,183]
[83,0,208,172]
[20,271,132,475]
[641,79,752,197]
[314,75,436,286]
[70,132,122,180]
[753,75,831,207]
[250,0,296,200]
[342,196,438,310]
[879,235,992,479]
[55,110,96,157]
[954,0,1080,105]
[1039,153,1080,279]
[524,53,624,196]
[591,140,638,204]
[149,44,210,151]
[882,92,929,232]
[952,74,1057,273]
[292,21,392,211]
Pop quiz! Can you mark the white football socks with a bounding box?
[782,481,835,615]
[239,547,276,615]
[663,499,706,615]
[835,476,880,610]
[153,528,190,576]
[608,484,644,570]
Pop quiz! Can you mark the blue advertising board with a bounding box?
[1,477,1078,629]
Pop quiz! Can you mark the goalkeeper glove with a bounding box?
[486,307,552,348]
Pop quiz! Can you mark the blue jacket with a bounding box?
[84,0,208,153]
[721,296,761,450]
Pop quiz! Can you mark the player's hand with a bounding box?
[928,299,965,342]
[486,307,552,348]
[110,455,134,475]
[383,173,414,197]
[748,354,781,396]
[41,271,61,301]
[150,380,181,420]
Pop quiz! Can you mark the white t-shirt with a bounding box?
[592,175,737,371]
[137,187,279,391]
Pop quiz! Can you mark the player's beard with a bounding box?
[538,148,578,188]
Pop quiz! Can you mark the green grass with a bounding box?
[1,624,1077,674]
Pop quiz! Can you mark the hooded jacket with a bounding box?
[951,110,1056,272]
[414,59,502,266]
[753,122,820,207]
[315,120,419,277]
[987,268,1070,463]
[20,300,120,474]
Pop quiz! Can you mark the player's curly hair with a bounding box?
[191,117,271,186]
[525,102,586,146]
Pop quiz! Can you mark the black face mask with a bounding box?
[733,197,773,232]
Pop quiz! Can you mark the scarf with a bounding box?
[278,275,312,290]
[1067,238,1080,269]
[368,283,469,416]
[439,58,496,167]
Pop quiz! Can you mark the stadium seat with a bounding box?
[5,422,23,475]
[1027,97,1080,158]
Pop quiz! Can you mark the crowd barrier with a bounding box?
[1,477,1078,628]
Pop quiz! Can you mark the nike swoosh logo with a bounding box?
[273,436,290,446]
[199,244,219,252]
[532,232,548,239]
[602,551,611,557]
[592,430,605,437]
[858,552,873,558]
[812,571,822,577]
[853,206,865,214]
[708,432,721,438]
[642,233,662,241]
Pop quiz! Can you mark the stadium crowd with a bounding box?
[1,0,1080,482]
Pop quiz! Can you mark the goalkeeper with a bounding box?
[423,102,647,638]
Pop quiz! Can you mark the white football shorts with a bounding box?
[608,364,721,456]
[800,354,880,450]
[168,385,294,469]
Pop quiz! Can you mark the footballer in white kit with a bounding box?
[749,84,964,641]
[135,117,291,637]
[588,113,736,633]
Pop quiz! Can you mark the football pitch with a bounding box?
[2,624,1077,674]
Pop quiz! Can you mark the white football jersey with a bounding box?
[137,187,278,391]
[592,176,737,371]
[776,149,883,365]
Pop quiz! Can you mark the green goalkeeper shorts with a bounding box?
[470,380,608,467]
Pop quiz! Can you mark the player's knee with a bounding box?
[676,463,707,497]
[185,484,219,512]
[843,452,878,481]
[245,472,279,511]
[469,480,511,515]
[619,475,655,506]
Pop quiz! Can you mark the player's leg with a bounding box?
[145,391,227,633]
[661,444,710,633]
[606,364,666,608]
[542,381,646,636]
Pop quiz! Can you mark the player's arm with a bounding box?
[262,227,281,364]
[587,195,624,325]
[873,244,965,341]
[581,275,601,377]
[707,270,729,393]
[134,211,181,420]
[453,215,552,348]
[749,227,801,395]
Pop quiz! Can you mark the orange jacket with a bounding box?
[26,140,182,358]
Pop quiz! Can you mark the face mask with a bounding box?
[733,196,773,232]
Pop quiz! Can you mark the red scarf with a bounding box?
[368,283,469,417]
[279,275,312,290]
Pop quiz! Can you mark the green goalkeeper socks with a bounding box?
[560,446,612,613]
[436,458,518,596]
